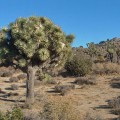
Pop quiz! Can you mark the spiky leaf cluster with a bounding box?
[107,42,115,54]
[0,16,74,69]
[0,28,12,63]
[87,42,98,57]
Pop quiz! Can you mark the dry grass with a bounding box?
[23,94,82,120]
[92,62,120,75]
[40,98,81,120]
[85,112,104,120]
[0,66,120,119]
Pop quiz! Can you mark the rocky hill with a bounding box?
[72,37,120,63]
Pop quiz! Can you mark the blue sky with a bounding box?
[0,0,120,47]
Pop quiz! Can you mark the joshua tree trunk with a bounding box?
[109,53,113,62]
[26,66,37,105]
[117,55,120,64]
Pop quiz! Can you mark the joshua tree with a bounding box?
[87,42,98,60]
[0,17,74,105]
[116,47,120,64]
[106,42,115,62]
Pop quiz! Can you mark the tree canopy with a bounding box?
[0,16,74,105]
[0,16,74,70]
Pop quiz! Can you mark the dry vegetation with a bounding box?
[0,18,120,120]
[92,62,120,75]
[0,64,120,120]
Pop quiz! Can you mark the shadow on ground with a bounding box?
[110,77,120,89]
[0,98,25,102]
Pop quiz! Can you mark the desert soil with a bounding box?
[0,70,120,120]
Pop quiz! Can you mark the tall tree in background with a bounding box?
[107,42,115,62]
[0,17,74,105]
[116,47,120,64]
[87,42,98,61]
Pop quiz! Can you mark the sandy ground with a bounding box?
[0,71,120,120]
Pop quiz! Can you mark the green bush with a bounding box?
[39,72,54,84]
[0,107,24,120]
[65,56,92,76]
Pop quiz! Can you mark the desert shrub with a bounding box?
[0,107,24,120]
[92,63,120,75]
[46,80,57,84]
[1,71,13,77]
[23,98,81,120]
[34,74,56,86]
[94,55,105,63]
[54,84,75,96]
[92,63,105,75]
[9,77,19,82]
[17,74,27,80]
[40,99,81,120]
[0,71,4,77]
[24,110,40,120]
[42,74,53,84]
[0,112,5,120]
[108,97,120,116]
[39,73,55,84]
[10,107,24,120]
[85,113,103,120]
[65,56,92,76]
[74,77,97,85]
[103,63,120,74]
[11,84,19,90]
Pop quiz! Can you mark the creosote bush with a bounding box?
[65,56,92,76]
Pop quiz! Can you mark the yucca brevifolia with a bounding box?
[87,42,98,61]
[0,16,74,105]
[116,48,120,64]
[107,42,115,62]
